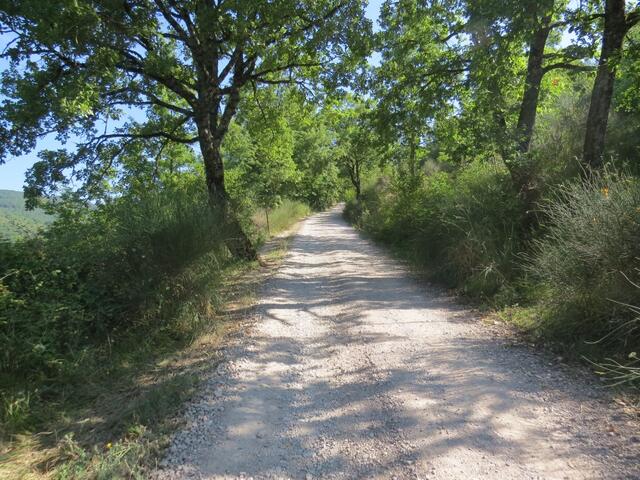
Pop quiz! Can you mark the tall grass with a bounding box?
[0,179,231,378]
[347,161,525,298]
[529,170,640,350]
[252,199,310,239]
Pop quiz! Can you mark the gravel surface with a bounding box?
[154,206,640,480]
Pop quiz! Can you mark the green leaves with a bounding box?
[0,0,371,207]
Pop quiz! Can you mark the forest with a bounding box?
[0,0,639,477]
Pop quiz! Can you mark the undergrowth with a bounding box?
[252,199,310,239]
[346,165,640,384]
[0,190,306,479]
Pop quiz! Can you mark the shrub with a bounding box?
[529,170,640,349]
[0,178,230,376]
[347,161,525,298]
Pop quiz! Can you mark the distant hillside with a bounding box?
[0,189,53,240]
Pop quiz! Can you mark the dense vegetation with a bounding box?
[344,0,640,384]
[0,0,639,476]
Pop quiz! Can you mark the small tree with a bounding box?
[333,99,381,198]
[234,90,298,233]
[582,0,640,169]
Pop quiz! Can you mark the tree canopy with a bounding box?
[0,0,371,256]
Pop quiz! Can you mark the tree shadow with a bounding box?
[159,208,638,479]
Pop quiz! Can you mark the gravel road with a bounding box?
[155,206,639,480]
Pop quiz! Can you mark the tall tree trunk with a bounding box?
[354,157,361,199]
[516,17,552,154]
[583,0,628,170]
[197,112,257,261]
[509,15,553,232]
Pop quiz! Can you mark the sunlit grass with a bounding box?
[252,200,310,238]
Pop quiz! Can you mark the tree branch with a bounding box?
[249,61,324,81]
[91,130,198,144]
[115,55,198,106]
[543,62,595,73]
[151,0,191,45]
[627,9,640,29]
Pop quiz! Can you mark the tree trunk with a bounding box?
[507,16,553,232]
[197,113,257,261]
[354,158,361,199]
[516,17,552,154]
[347,158,361,199]
[583,0,628,170]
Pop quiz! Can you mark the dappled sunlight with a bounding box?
[156,207,637,480]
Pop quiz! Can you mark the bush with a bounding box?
[529,170,640,349]
[347,161,525,298]
[0,178,230,376]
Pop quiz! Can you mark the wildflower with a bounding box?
[106,442,112,449]
[601,186,609,198]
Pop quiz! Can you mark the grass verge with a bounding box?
[252,200,311,240]
[0,215,304,479]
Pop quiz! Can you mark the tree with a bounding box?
[0,0,371,259]
[288,93,342,210]
[583,0,640,169]
[373,0,467,177]
[498,0,596,227]
[465,0,595,156]
[332,99,380,198]
[232,88,298,231]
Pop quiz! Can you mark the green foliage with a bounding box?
[331,98,383,197]
[0,178,230,376]
[253,200,311,238]
[0,0,372,209]
[224,87,346,212]
[227,89,299,212]
[349,161,525,298]
[298,162,343,210]
[529,170,640,348]
[531,74,592,179]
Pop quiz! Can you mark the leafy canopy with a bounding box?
[0,0,372,204]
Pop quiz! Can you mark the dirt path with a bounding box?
[156,206,639,480]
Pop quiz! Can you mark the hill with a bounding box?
[0,189,52,240]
